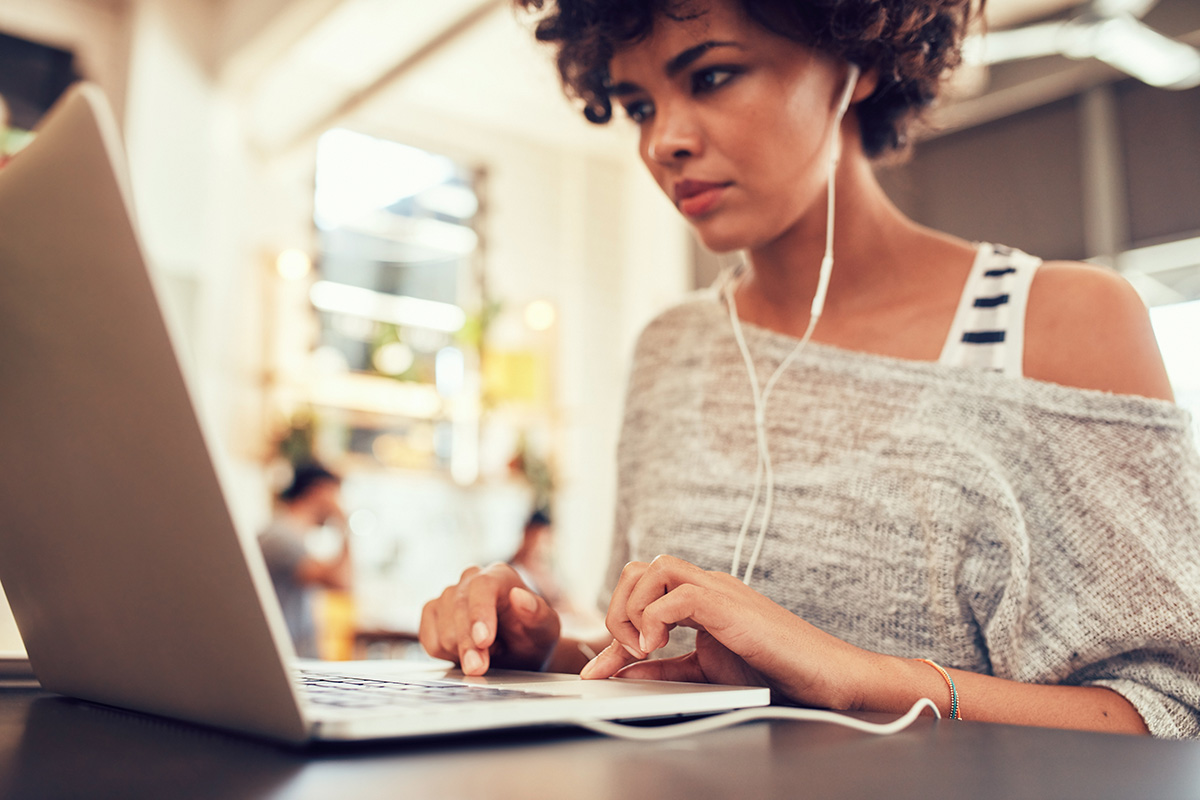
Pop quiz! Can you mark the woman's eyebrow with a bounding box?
[665,40,744,77]
[607,40,746,97]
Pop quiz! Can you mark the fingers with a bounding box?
[418,598,447,661]
[626,555,711,652]
[639,581,743,654]
[607,555,711,656]
[605,561,650,659]
[614,652,707,683]
[414,564,502,673]
[498,585,549,633]
[590,556,815,700]
[591,556,748,677]
[579,639,643,680]
[495,586,561,668]
[419,581,461,663]
[453,566,511,675]
[416,563,561,676]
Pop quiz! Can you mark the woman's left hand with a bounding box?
[580,555,872,710]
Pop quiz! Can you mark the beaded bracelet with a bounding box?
[916,658,961,720]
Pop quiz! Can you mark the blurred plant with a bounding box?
[369,323,425,382]
[274,408,317,467]
[455,297,502,352]
[457,297,503,411]
[508,432,556,514]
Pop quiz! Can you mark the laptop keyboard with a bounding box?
[297,671,548,710]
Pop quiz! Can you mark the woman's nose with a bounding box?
[646,104,702,165]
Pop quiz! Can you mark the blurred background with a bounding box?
[0,0,1197,661]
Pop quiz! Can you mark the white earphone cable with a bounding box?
[728,64,860,584]
[574,696,939,741]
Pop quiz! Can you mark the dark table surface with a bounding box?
[1,686,1199,799]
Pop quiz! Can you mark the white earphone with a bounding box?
[726,63,860,585]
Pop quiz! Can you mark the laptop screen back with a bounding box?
[0,85,309,743]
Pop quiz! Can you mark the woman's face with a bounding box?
[607,0,848,254]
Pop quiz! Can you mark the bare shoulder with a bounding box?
[1024,261,1174,401]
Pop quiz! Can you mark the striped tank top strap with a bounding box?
[938,243,1042,377]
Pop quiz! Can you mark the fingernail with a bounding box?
[512,588,537,614]
[462,649,483,674]
[639,632,649,653]
[471,621,489,646]
[580,656,599,679]
[623,642,644,659]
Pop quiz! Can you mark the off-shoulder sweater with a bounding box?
[608,289,1200,738]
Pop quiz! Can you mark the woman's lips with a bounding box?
[675,180,731,217]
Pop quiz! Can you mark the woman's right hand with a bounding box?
[418,563,561,676]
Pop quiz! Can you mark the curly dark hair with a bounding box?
[514,0,983,157]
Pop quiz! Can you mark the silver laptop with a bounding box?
[0,84,768,745]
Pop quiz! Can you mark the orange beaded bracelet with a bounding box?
[916,658,961,720]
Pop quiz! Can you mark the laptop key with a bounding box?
[296,672,549,710]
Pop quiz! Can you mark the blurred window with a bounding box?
[309,129,482,476]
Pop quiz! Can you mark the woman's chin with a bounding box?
[691,226,751,256]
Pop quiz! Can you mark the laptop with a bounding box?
[0,84,769,745]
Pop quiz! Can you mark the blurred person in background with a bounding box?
[508,509,565,611]
[258,463,351,659]
[420,0,1200,737]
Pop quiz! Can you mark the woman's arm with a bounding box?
[857,653,1148,734]
[583,555,1150,735]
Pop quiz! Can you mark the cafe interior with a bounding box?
[0,0,1198,663]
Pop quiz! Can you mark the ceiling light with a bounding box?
[310,280,466,332]
[1084,15,1200,89]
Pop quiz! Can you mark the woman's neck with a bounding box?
[734,152,971,342]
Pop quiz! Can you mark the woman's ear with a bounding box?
[852,67,880,102]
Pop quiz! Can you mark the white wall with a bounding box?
[121,0,280,534]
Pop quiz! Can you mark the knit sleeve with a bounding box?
[601,310,662,612]
[978,399,1200,738]
[601,483,632,611]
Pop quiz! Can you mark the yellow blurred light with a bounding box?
[482,350,547,406]
[276,249,312,280]
[371,434,402,462]
[524,300,556,332]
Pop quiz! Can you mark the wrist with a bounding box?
[849,651,950,716]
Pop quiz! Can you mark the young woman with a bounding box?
[418,0,1200,737]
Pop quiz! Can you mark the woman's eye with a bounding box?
[692,67,736,94]
[623,100,653,123]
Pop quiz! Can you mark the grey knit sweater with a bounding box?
[608,289,1200,738]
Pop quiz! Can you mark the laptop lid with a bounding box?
[0,84,310,744]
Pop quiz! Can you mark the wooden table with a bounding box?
[2,686,1199,799]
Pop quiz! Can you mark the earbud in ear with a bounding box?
[837,64,860,119]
